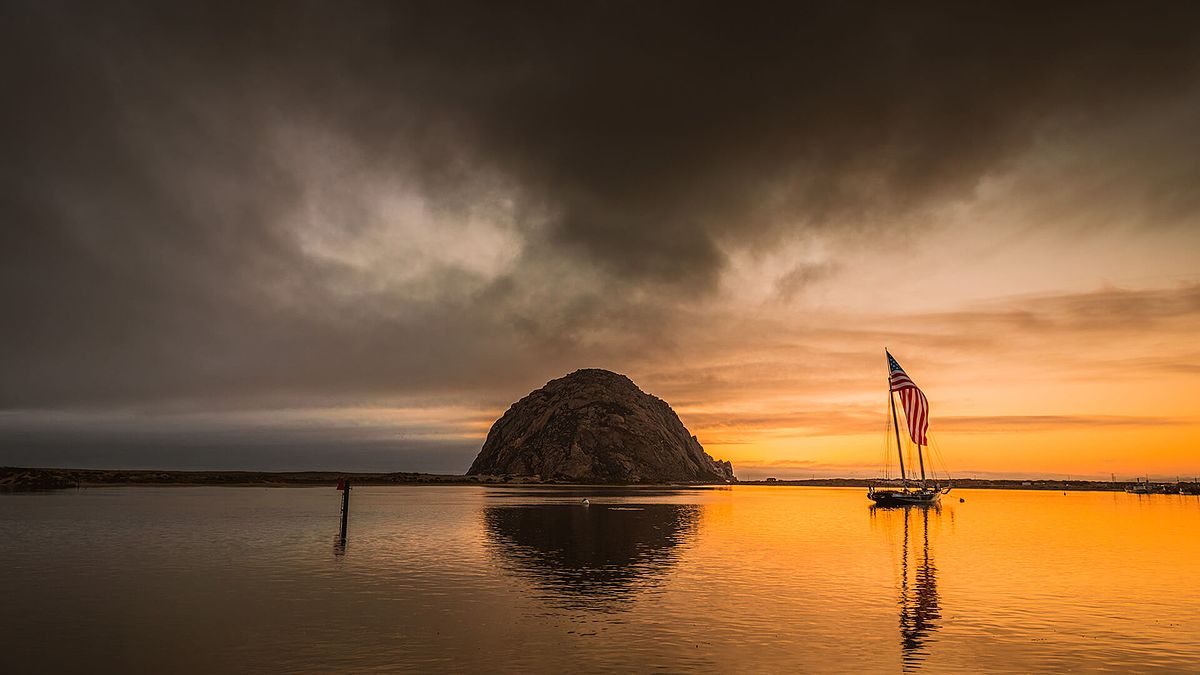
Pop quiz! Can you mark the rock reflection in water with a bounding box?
[871,505,942,670]
[483,501,700,608]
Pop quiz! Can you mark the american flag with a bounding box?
[887,351,929,446]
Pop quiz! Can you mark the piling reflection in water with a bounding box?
[483,500,700,609]
[871,504,942,669]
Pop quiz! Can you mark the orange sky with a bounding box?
[366,274,1200,480]
[440,240,1200,479]
[10,237,1195,478]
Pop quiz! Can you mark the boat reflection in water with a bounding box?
[483,492,700,610]
[871,504,942,670]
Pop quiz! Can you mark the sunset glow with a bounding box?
[2,2,1198,481]
[7,5,1200,673]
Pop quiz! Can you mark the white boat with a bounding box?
[869,351,951,507]
[1125,478,1154,494]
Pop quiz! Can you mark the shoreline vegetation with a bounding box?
[3,466,1195,493]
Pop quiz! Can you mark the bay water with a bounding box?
[2,486,1197,672]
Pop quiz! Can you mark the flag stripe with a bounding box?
[886,352,929,445]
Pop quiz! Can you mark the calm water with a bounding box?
[2,486,1198,672]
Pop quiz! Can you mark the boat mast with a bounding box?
[916,442,927,488]
[890,382,908,488]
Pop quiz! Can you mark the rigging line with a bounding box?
[928,432,952,482]
[883,387,896,479]
[926,435,940,481]
[923,430,937,478]
[898,399,914,475]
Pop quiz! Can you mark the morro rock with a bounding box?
[468,369,735,483]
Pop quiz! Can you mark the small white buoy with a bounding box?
[582,498,590,506]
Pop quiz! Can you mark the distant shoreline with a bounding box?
[4,466,1193,493]
[0,467,490,491]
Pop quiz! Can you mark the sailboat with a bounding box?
[868,350,951,506]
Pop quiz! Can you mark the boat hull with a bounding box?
[868,488,945,506]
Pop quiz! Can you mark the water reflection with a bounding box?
[871,505,942,670]
[483,501,700,609]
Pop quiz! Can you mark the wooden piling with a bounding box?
[337,479,351,545]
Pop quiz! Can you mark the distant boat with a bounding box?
[1126,478,1154,495]
[869,351,951,507]
[1125,477,1174,494]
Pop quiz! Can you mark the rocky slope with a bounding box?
[468,369,735,483]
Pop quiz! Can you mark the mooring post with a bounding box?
[337,479,351,545]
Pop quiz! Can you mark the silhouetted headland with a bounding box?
[0,467,485,491]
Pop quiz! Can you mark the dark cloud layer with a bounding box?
[3,1,1200,413]
[0,434,475,472]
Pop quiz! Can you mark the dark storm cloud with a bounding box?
[2,0,1200,410]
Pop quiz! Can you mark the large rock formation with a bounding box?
[468,369,735,483]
